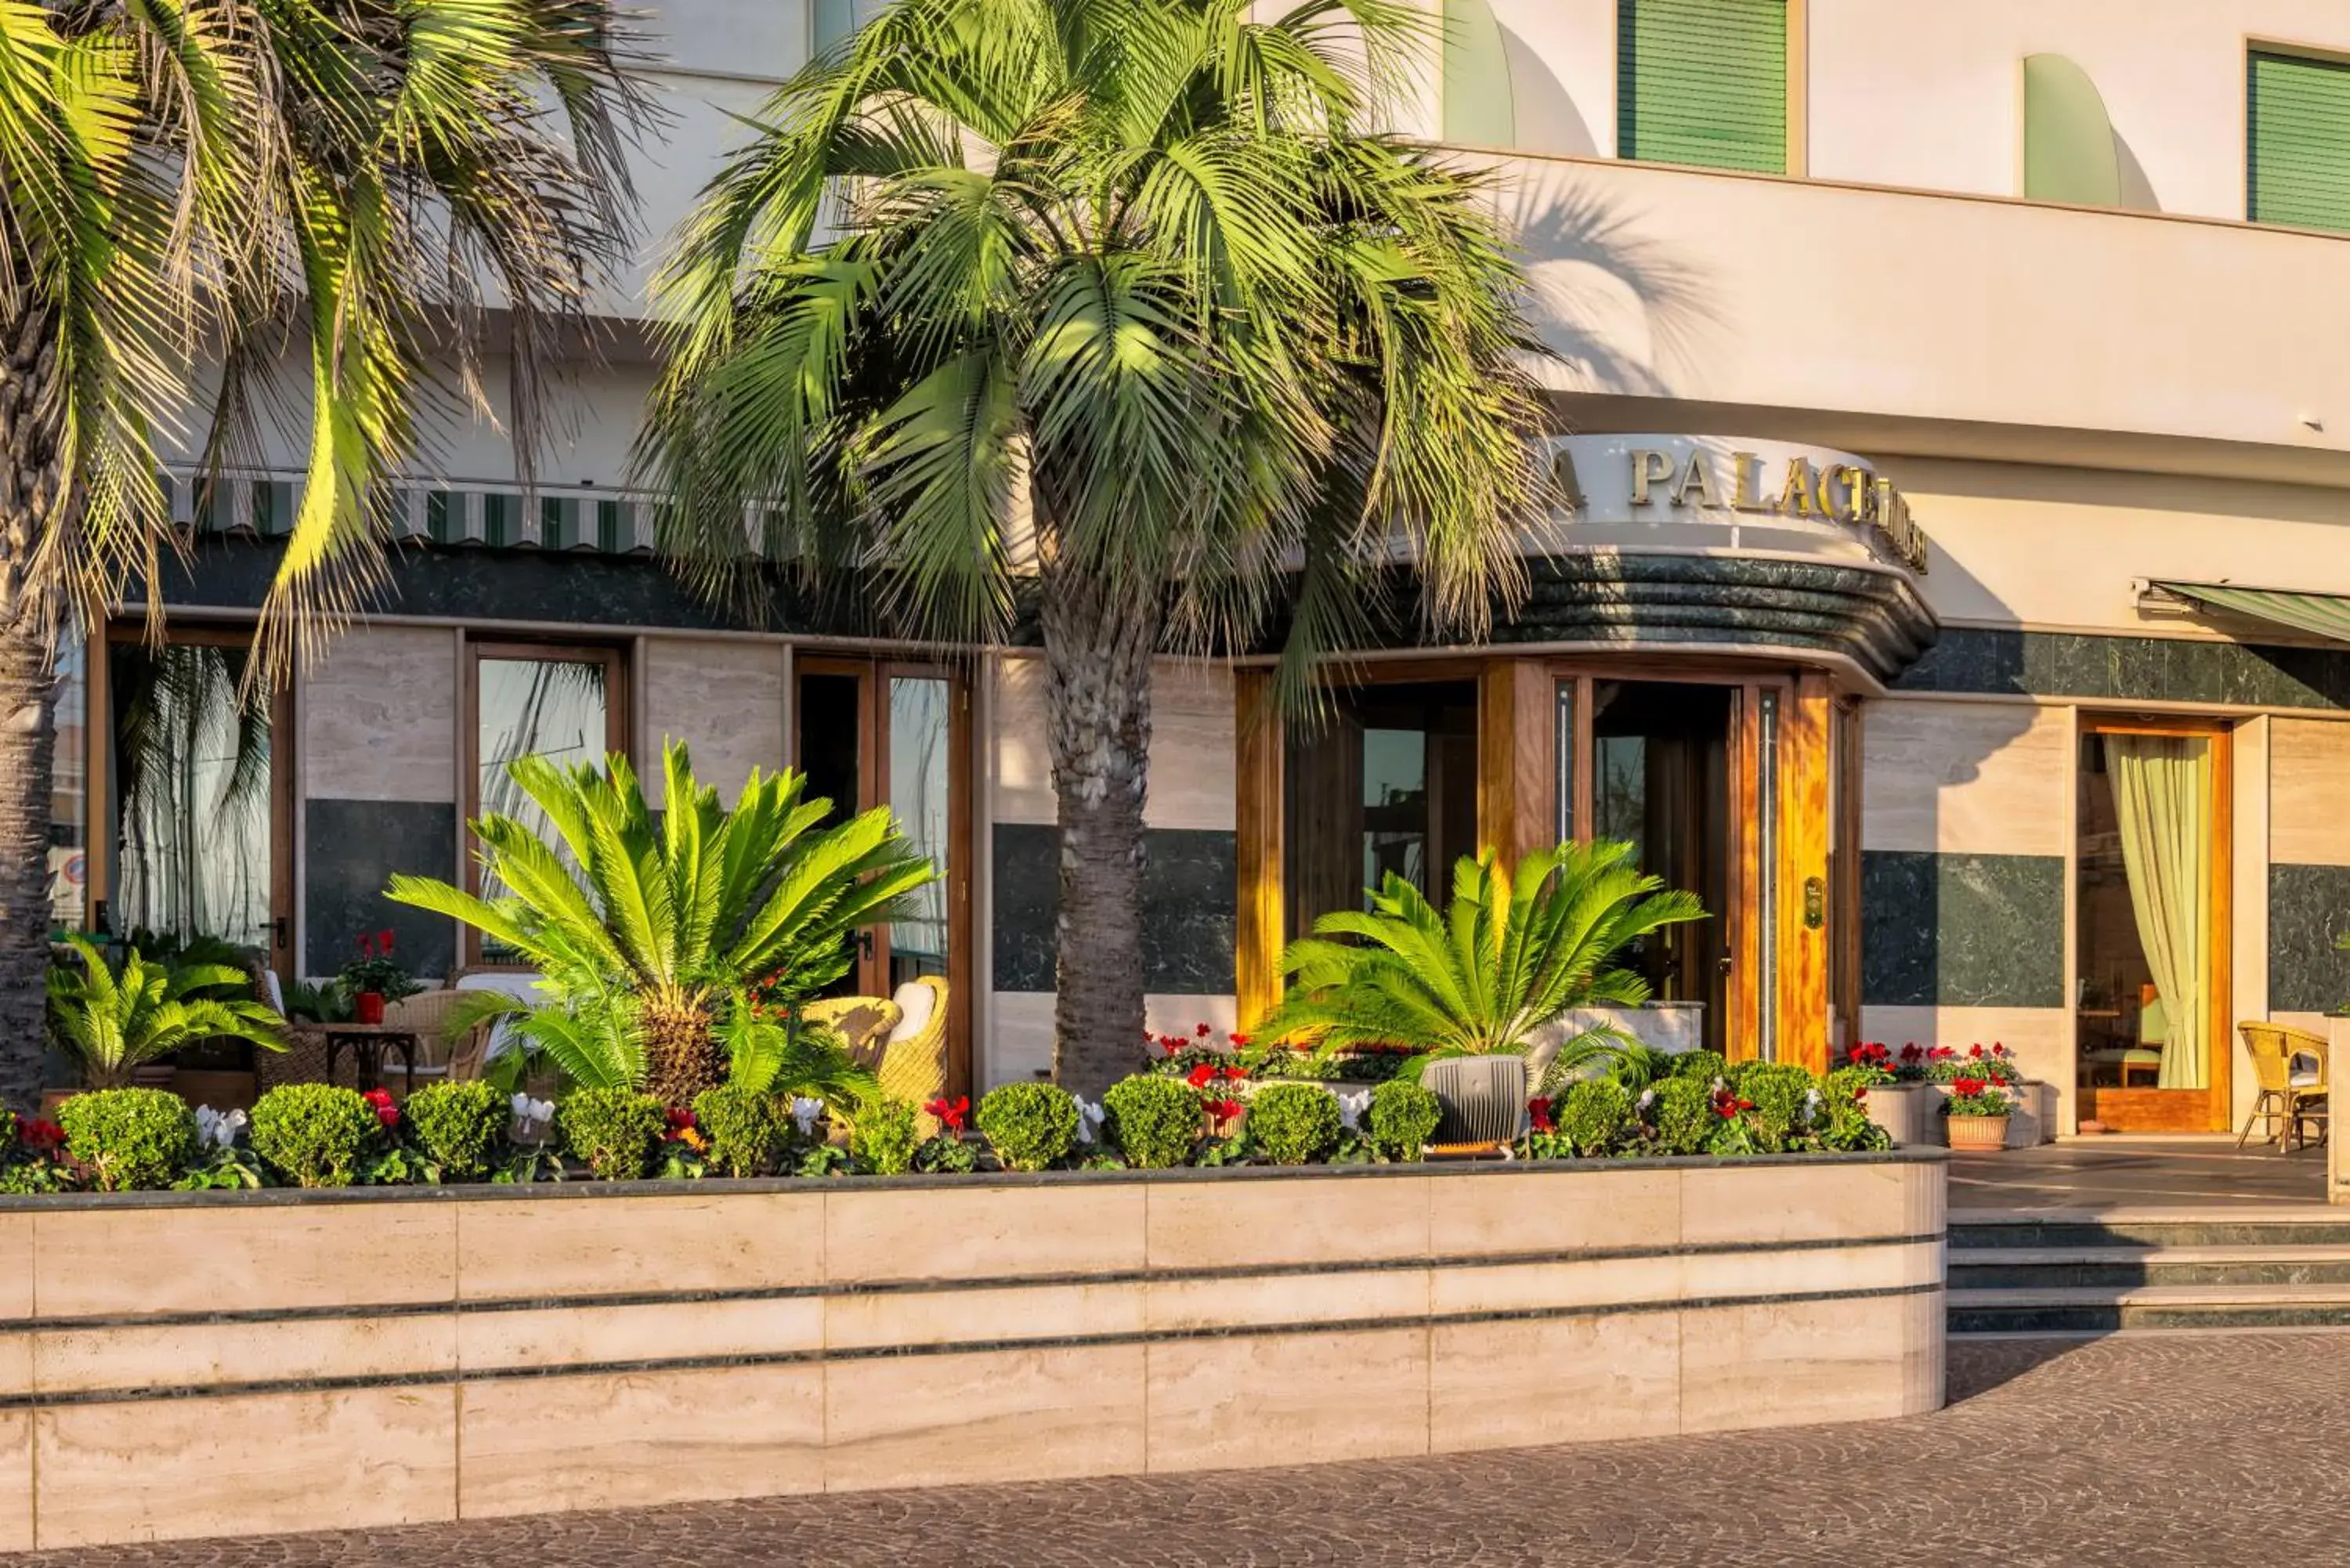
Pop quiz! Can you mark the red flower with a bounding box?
[1528,1097,1555,1134]
[21,1119,62,1153]
[1195,1021,1212,1038]
[1186,1064,1217,1089]
[1158,1035,1182,1057]
[1711,1086,1738,1118]
[356,932,374,956]
[1969,1044,1984,1059]
[1227,1032,1252,1048]
[1204,1097,1243,1125]
[1219,1064,1249,1082]
[1992,1042,2009,1057]
[362,1087,400,1128]
[1900,1043,1923,1062]
[378,929,396,955]
[1952,1077,1987,1097]
[1929,1046,1955,1060]
[1853,1087,1868,1102]
[925,1095,970,1133]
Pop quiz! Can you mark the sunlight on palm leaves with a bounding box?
[47,934,285,1090]
[388,740,935,1104]
[1259,841,1706,1082]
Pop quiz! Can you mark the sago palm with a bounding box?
[638,0,1552,1095]
[0,0,644,1111]
[1259,841,1707,1079]
[389,741,935,1106]
[48,936,285,1090]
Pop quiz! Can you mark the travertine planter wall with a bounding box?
[0,1151,1947,1549]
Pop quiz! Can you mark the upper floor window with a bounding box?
[2248,49,2350,233]
[1616,0,1787,175]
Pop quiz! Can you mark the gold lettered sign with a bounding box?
[1545,435,1929,574]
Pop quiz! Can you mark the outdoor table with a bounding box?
[317,1022,421,1097]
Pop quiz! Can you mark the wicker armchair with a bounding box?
[803,995,902,1069]
[2237,1021,2328,1152]
[879,977,951,1136]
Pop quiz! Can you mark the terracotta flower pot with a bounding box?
[353,992,386,1024]
[1944,1114,2010,1152]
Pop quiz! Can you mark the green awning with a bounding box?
[2151,580,2350,643]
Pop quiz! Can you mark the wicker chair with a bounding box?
[383,988,475,1090]
[879,977,951,1136]
[2237,1021,2329,1152]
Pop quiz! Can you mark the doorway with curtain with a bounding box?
[2073,718,2232,1133]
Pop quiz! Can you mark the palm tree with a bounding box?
[389,741,936,1106]
[638,0,1552,1096]
[1259,840,1706,1080]
[0,0,646,1111]
[48,936,285,1090]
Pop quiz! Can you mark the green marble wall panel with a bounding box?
[1898,628,2350,711]
[1860,850,2066,1008]
[992,824,1236,994]
[2269,864,2350,1014]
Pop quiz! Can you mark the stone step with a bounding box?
[1950,1245,2350,1291]
[1949,1212,2350,1252]
[1947,1282,2350,1335]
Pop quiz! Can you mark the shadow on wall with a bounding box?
[1506,174,1719,399]
[2114,132,2160,212]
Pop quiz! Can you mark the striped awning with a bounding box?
[2149,580,2350,644]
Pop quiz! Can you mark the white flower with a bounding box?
[1073,1098,1105,1145]
[1637,1088,1656,1111]
[507,1093,554,1143]
[1335,1089,1372,1131]
[1802,1087,1824,1123]
[193,1106,247,1151]
[790,1097,825,1138]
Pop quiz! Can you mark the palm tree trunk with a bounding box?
[1040,572,1159,1101]
[0,302,65,1117]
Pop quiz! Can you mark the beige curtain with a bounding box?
[2106,735,2214,1091]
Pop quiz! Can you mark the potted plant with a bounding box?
[1925,1042,2035,1147]
[340,930,421,1024]
[1259,840,1705,1151]
[1849,1042,1936,1145]
[1940,1076,2013,1151]
[47,936,288,1098]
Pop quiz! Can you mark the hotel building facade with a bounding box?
[50,0,2350,1136]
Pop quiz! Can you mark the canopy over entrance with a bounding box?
[2149,580,2350,645]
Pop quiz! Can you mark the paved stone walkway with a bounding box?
[16,1333,2349,1566]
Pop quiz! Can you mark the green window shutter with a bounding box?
[1443,0,1517,148]
[2249,50,2350,232]
[1618,0,1786,174]
[2023,54,2121,205]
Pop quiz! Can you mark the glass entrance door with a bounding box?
[97,630,291,974]
[793,658,968,1083]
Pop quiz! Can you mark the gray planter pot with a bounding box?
[1865,1082,1940,1147]
[1423,1055,1529,1147]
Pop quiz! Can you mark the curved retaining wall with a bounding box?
[0,1150,1946,1548]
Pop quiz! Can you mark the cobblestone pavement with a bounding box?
[16,1334,2349,1566]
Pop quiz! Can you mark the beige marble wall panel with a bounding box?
[826,1184,1148,1284]
[0,1215,29,1320]
[1860,1004,2076,1135]
[1147,662,1236,831]
[2269,718,2350,867]
[1429,1168,1679,1255]
[1146,1266,1428,1334]
[0,1332,25,1401]
[641,638,787,806]
[456,1296,820,1373]
[990,658,1235,831]
[1860,699,2068,856]
[826,1281,1144,1352]
[301,626,457,803]
[458,1364,822,1517]
[32,1204,455,1318]
[824,1344,1145,1490]
[991,656,1054,826]
[1679,1292,1940,1432]
[32,1385,457,1547]
[35,1311,453,1396]
[1430,1253,1682,1317]
[1678,1162,1924,1248]
[1430,1313,1679,1454]
[1677,1239,1938,1305]
[1148,1176,1431,1270]
[1146,1326,1429,1471]
[0,1411,27,1553]
[456,1192,822,1300]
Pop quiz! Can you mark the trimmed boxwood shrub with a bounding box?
[250,1084,378,1188]
[850,1097,920,1176]
[694,1083,788,1177]
[1739,1063,1819,1152]
[975,1082,1080,1172]
[1365,1078,1440,1162]
[59,1087,197,1191]
[1820,1067,1893,1152]
[1101,1075,1201,1169]
[558,1088,666,1180]
[1669,1049,1728,1086]
[1555,1078,1635,1157]
[1646,1075,1716,1156]
[405,1081,504,1180]
[1249,1082,1341,1165]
